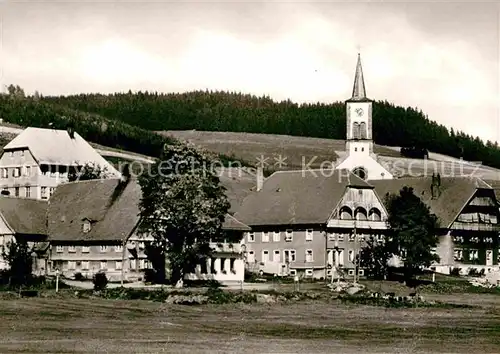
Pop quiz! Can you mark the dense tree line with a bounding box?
[0,94,171,157]
[42,90,500,168]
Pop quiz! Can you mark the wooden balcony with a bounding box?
[327,219,388,230]
[450,222,500,232]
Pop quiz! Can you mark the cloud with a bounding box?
[0,1,498,142]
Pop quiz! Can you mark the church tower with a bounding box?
[335,54,393,180]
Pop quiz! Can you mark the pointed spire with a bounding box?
[351,53,367,100]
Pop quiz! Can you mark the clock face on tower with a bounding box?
[355,108,364,117]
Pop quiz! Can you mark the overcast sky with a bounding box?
[1,1,499,142]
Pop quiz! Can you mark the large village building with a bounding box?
[0,174,249,284]
[235,54,500,279]
[0,127,120,200]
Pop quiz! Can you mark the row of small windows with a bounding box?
[339,206,382,221]
[247,230,314,243]
[56,245,124,253]
[246,249,297,263]
[2,186,54,199]
[62,259,151,271]
[0,166,72,179]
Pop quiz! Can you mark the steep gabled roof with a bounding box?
[234,169,371,226]
[47,178,141,242]
[4,127,120,175]
[370,177,488,228]
[47,178,249,242]
[0,197,48,235]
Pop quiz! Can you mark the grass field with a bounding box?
[0,295,499,353]
[162,130,500,180]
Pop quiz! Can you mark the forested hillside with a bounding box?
[43,90,500,168]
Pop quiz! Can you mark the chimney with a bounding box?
[256,167,264,192]
[120,163,131,183]
[67,127,75,139]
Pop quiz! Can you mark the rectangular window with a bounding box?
[273,250,281,262]
[49,187,55,196]
[469,249,479,260]
[328,233,336,241]
[289,269,297,276]
[13,167,20,177]
[14,187,19,197]
[305,269,313,276]
[338,234,345,241]
[349,234,355,242]
[285,230,293,242]
[273,231,280,242]
[56,245,64,253]
[100,261,107,270]
[68,245,76,253]
[261,232,269,242]
[41,186,48,199]
[115,261,122,270]
[305,249,313,263]
[82,246,90,253]
[100,245,108,253]
[247,232,255,243]
[139,242,145,249]
[68,261,76,270]
[24,166,31,177]
[262,250,269,262]
[130,259,136,269]
[348,250,354,262]
[306,229,313,241]
[25,186,30,198]
[1,168,7,178]
[284,249,297,263]
[114,245,123,253]
[81,261,89,270]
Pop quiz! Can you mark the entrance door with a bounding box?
[486,250,493,266]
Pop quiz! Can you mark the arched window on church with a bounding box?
[352,122,360,139]
[359,122,367,139]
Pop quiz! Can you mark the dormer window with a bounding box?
[82,219,92,233]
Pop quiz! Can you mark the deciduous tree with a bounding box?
[138,143,232,287]
[385,186,440,282]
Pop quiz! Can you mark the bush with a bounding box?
[74,272,84,281]
[468,268,479,277]
[93,272,108,291]
[450,267,461,276]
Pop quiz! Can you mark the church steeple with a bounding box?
[351,53,367,100]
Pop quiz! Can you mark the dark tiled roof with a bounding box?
[47,178,249,242]
[370,177,484,228]
[0,197,48,235]
[483,180,500,202]
[234,169,371,226]
[47,178,142,242]
[219,168,256,214]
